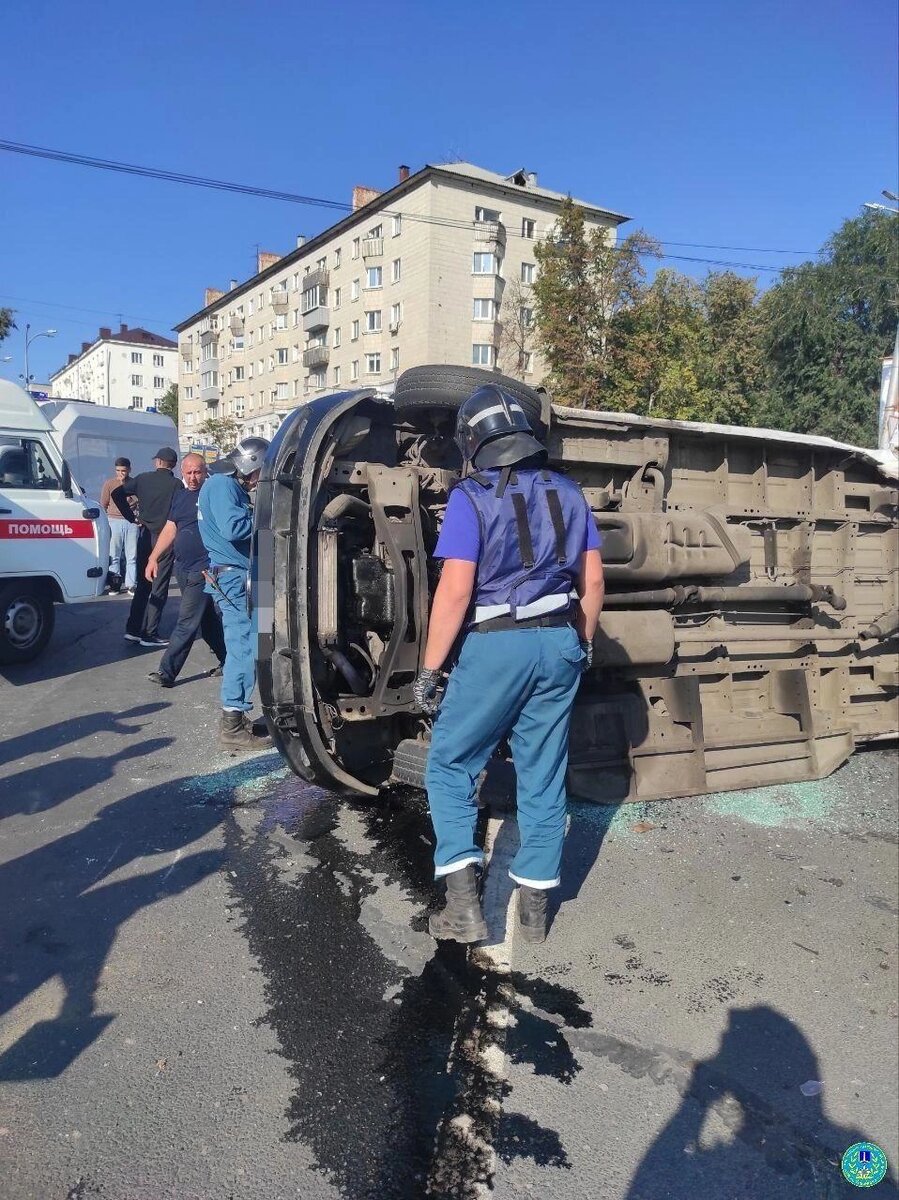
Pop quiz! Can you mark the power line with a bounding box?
[1,137,815,272]
[0,292,172,327]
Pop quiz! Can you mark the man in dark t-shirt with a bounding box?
[144,454,225,687]
[113,446,183,647]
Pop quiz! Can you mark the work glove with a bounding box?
[413,668,446,715]
[580,639,594,671]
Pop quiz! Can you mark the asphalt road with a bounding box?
[0,596,897,1200]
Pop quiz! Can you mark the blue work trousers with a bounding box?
[210,569,255,712]
[425,624,586,889]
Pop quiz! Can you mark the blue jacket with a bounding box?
[456,467,590,615]
[197,474,253,570]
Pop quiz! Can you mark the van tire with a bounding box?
[393,364,549,439]
[0,581,55,665]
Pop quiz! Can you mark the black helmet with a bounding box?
[455,384,545,469]
[228,436,270,477]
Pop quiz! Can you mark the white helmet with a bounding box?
[229,437,270,477]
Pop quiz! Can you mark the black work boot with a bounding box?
[517,886,548,944]
[241,712,272,740]
[220,710,272,752]
[429,865,488,943]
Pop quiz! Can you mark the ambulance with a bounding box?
[0,379,109,664]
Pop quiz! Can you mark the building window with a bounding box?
[248,330,255,348]
[131,374,143,386]
[519,306,534,328]
[275,382,289,401]
[521,218,535,239]
[351,279,360,301]
[521,262,535,284]
[277,348,288,365]
[292,272,300,291]
[316,256,326,271]
[302,284,327,314]
[292,381,299,398]
[248,363,254,379]
[333,327,342,348]
[234,397,245,417]
[391,214,402,237]
[258,292,264,308]
[131,395,143,409]
[332,247,341,269]
[472,298,495,321]
[390,347,399,372]
[351,359,359,381]
[333,365,341,386]
[471,344,494,367]
[365,352,381,375]
[522,351,533,374]
[267,356,274,372]
[365,266,383,289]
[185,412,194,427]
[352,237,360,259]
[291,309,299,328]
[475,205,501,223]
[365,310,382,333]
[275,313,287,330]
[369,223,383,238]
[310,370,327,391]
[153,375,165,389]
[233,366,245,381]
[333,287,341,309]
[153,352,165,367]
[131,352,142,364]
[248,298,255,316]
[184,386,194,400]
[391,258,401,283]
[257,359,264,376]
[290,344,299,363]
[232,335,245,351]
[351,320,360,341]
[473,252,495,274]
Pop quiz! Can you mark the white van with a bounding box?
[0,380,109,664]
[37,399,179,501]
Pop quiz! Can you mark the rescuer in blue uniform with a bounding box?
[198,437,273,753]
[414,385,605,944]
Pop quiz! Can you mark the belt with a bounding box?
[471,608,573,633]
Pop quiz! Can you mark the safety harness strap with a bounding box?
[511,492,535,568]
[544,487,568,565]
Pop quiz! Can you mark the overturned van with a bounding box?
[253,364,899,803]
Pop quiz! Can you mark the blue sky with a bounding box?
[1,0,896,385]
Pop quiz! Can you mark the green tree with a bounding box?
[756,209,898,446]
[197,416,240,451]
[533,197,659,408]
[0,308,15,345]
[157,382,178,423]
[699,272,763,426]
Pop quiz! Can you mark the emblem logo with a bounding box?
[841,1142,888,1188]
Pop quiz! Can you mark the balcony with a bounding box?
[179,341,193,359]
[362,237,384,259]
[201,386,221,406]
[199,327,219,348]
[303,266,329,291]
[229,314,245,335]
[474,220,506,248]
[303,305,330,332]
[270,288,289,310]
[303,345,330,368]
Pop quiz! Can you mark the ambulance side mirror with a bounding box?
[60,460,74,498]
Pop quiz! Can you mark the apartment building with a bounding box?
[50,324,178,411]
[174,162,628,443]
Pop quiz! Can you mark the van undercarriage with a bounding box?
[253,372,898,803]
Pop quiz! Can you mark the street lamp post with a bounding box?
[23,323,57,388]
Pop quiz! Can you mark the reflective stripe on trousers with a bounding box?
[425,624,586,888]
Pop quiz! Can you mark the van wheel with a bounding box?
[393,364,549,439]
[0,582,55,665]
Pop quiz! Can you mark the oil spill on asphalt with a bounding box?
[220,774,595,1199]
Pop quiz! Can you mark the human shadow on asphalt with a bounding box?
[0,736,174,819]
[0,765,231,1081]
[625,1004,898,1199]
[0,703,169,770]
